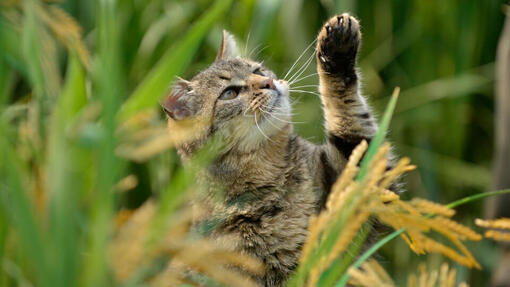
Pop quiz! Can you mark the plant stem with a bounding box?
[334,188,510,287]
[446,189,510,209]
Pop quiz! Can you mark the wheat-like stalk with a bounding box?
[475,218,510,242]
[116,114,212,162]
[38,5,91,68]
[475,218,510,229]
[349,260,468,287]
[298,141,482,285]
[110,200,263,287]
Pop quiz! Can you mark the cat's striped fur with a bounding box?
[163,14,379,287]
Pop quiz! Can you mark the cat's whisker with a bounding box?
[256,46,270,59]
[289,90,321,97]
[265,111,303,125]
[289,89,320,94]
[283,38,317,80]
[289,72,320,86]
[258,104,285,114]
[258,104,287,114]
[248,43,262,59]
[258,104,301,123]
[258,105,295,117]
[259,107,303,125]
[287,49,316,84]
[253,112,274,142]
[290,95,304,106]
[251,45,269,60]
[287,52,315,84]
[258,108,284,130]
[288,72,320,86]
[244,31,251,56]
[290,85,319,90]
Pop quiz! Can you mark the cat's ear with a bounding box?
[216,30,239,61]
[162,78,192,121]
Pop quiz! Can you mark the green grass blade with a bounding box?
[22,0,47,137]
[117,0,233,121]
[0,126,48,287]
[82,0,123,285]
[334,188,510,286]
[46,54,87,287]
[148,138,222,244]
[317,223,371,286]
[357,87,400,180]
[0,199,7,286]
[446,189,510,209]
[334,228,405,287]
[0,58,15,109]
[0,17,27,77]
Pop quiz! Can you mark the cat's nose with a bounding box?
[258,78,275,90]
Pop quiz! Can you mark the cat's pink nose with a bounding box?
[259,78,275,90]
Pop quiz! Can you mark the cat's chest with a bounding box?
[195,183,316,247]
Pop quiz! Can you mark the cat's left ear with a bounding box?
[162,78,193,121]
[216,30,239,61]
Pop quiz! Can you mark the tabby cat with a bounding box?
[162,14,379,287]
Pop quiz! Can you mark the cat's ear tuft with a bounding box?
[216,30,239,61]
[162,78,192,121]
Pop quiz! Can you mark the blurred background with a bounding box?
[0,0,508,286]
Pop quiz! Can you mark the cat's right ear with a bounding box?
[161,78,192,121]
[216,30,239,61]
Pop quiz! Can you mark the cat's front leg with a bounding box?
[316,14,377,165]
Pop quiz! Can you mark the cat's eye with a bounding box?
[219,86,240,100]
[253,67,264,76]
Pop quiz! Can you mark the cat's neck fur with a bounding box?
[181,123,293,199]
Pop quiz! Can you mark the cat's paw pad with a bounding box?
[317,14,361,73]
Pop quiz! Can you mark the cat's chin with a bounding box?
[240,98,292,151]
[221,80,292,152]
[235,119,291,152]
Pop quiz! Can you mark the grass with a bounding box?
[0,0,507,286]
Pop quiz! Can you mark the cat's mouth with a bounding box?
[246,80,291,133]
[250,80,288,112]
[265,80,288,112]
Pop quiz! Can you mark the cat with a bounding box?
[162,13,379,287]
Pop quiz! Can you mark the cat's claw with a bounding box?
[317,13,361,76]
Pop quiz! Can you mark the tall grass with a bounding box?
[0,0,507,286]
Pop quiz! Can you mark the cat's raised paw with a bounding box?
[317,14,361,76]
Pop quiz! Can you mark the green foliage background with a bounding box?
[0,0,506,286]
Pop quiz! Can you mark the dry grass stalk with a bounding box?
[110,200,263,287]
[475,218,510,242]
[300,141,482,285]
[475,218,510,229]
[113,174,138,193]
[116,114,212,162]
[38,5,91,68]
[348,260,395,287]
[410,198,456,217]
[483,230,510,242]
[299,141,369,264]
[111,201,157,281]
[350,260,468,287]
[325,210,371,267]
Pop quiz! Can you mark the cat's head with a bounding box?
[162,30,291,153]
